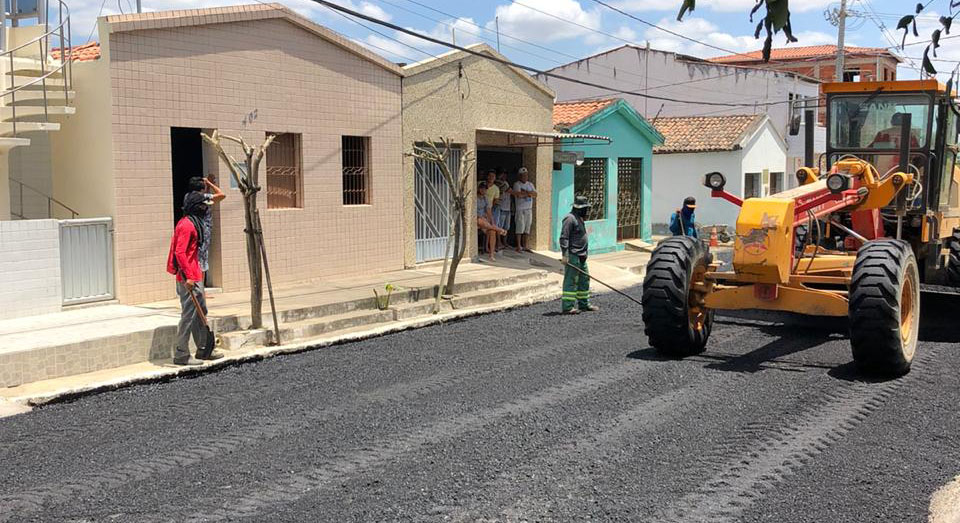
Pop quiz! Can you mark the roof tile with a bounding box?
[553,98,617,129]
[50,42,101,62]
[652,114,762,154]
[710,45,894,63]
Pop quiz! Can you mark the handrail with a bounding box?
[9,177,79,219]
[0,0,73,138]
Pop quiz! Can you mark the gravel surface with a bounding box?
[0,289,957,522]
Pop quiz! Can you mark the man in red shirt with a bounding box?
[166,192,222,365]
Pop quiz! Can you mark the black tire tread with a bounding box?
[642,237,712,356]
[848,239,919,377]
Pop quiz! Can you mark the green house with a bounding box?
[551,98,664,254]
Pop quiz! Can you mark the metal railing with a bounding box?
[9,177,78,219]
[0,0,72,137]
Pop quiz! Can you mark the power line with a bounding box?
[587,0,760,61]
[311,0,794,108]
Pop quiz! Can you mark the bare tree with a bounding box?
[408,139,475,313]
[200,130,281,341]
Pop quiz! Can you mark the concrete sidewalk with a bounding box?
[0,249,652,410]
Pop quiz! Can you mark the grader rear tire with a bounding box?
[946,230,960,286]
[642,237,713,357]
[849,240,920,377]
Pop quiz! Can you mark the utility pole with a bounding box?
[834,0,847,82]
[495,16,501,52]
[136,0,142,13]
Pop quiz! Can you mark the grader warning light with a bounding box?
[703,171,727,190]
[642,79,960,377]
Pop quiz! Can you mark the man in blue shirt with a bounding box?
[669,196,698,238]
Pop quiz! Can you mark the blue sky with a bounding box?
[72,0,959,78]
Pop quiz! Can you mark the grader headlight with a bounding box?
[826,173,850,194]
[703,171,727,190]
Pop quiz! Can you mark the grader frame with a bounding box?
[642,80,960,376]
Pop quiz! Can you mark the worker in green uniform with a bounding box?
[560,195,598,314]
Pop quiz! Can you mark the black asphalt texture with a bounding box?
[1,289,958,522]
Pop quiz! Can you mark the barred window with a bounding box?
[265,132,302,209]
[744,172,761,199]
[342,136,370,205]
[769,171,785,195]
[574,157,606,221]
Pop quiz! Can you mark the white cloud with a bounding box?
[357,17,485,63]
[611,0,832,14]
[642,16,758,57]
[893,10,960,80]
[488,0,602,43]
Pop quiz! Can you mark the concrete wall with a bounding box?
[107,17,404,304]
[51,51,115,219]
[402,49,555,266]
[537,46,822,167]
[0,219,61,319]
[553,108,657,252]
[652,151,742,230]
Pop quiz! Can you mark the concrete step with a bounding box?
[0,105,75,121]
[6,89,75,106]
[6,57,66,78]
[211,269,549,334]
[0,121,60,135]
[219,278,558,351]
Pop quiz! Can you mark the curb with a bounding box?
[8,288,563,409]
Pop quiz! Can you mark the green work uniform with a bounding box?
[560,212,590,312]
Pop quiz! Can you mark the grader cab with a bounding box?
[642,80,960,376]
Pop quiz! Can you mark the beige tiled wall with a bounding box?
[108,18,404,304]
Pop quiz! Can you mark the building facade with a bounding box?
[651,114,787,229]
[536,45,821,176]
[54,4,406,304]
[551,98,663,252]
[401,44,555,266]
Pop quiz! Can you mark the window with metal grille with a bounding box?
[769,171,784,195]
[342,136,370,205]
[265,132,302,209]
[744,172,761,199]
[574,158,606,221]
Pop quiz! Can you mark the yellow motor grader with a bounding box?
[642,80,960,376]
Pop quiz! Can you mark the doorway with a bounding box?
[617,157,644,241]
[477,147,525,249]
[170,127,221,287]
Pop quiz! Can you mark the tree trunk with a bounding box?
[244,192,264,329]
[446,203,467,293]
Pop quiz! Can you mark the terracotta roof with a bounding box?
[51,42,101,62]
[553,98,617,129]
[652,114,763,154]
[710,45,896,63]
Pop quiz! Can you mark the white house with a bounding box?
[651,114,787,230]
[536,45,822,175]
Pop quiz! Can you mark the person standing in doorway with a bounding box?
[560,196,598,314]
[186,176,226,284]
[167,193,224,365]
[477,182,507,261]
[669,196,698,238]
[513,167,537,253]
[484,170,501,251]
[495,169,513,249]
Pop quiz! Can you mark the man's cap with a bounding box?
[518,167,529,174]
[572,195,592,210]
[683,196,697,209]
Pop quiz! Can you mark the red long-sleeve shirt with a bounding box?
[166,217,202,282]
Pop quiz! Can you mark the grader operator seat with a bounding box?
[641,79,960,377]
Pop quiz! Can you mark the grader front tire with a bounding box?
[849,240,920,377]
[642,237,713,357]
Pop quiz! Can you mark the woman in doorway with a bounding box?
[477,182,507,261]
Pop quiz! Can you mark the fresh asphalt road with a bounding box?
[1,289,958,523]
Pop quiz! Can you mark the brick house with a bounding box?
[53,4,405,304]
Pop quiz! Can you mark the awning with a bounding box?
[477,127,612,147]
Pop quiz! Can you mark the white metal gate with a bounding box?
[414,148,461,263]
[60,218,115,305]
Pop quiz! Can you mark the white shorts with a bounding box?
[515,208,533,235]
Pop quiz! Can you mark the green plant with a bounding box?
[374,284,395,310]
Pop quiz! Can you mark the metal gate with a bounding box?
[60,218,115,305]
[617,157,643,240]
[414,148,461,263]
